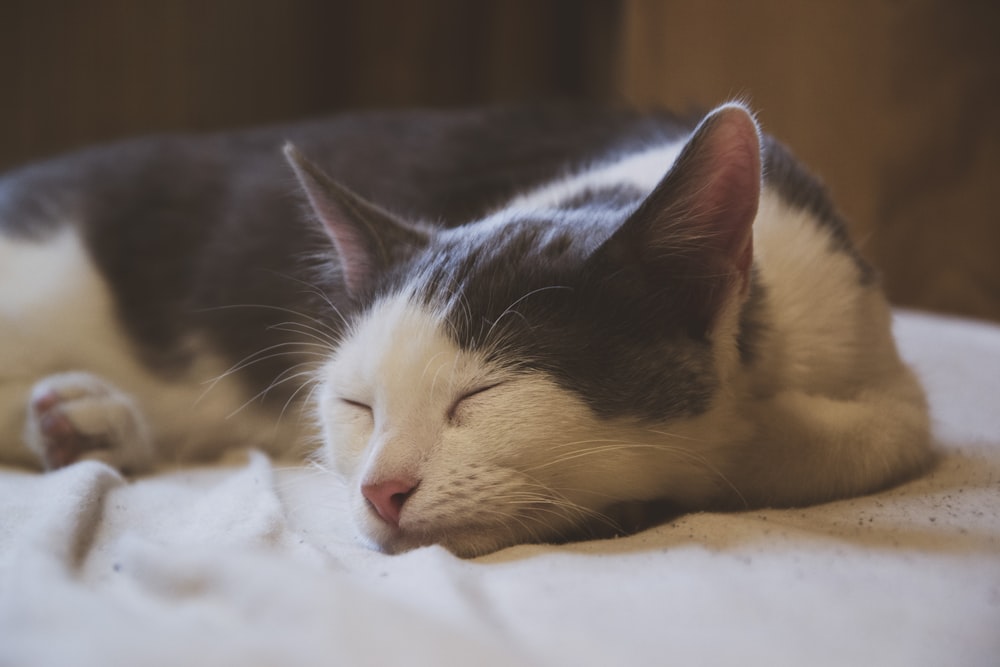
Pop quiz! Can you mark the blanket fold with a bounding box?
[1,310,998,667]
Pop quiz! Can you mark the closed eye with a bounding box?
[340,398,372,412]
[447,384,500,423]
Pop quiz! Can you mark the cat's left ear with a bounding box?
[586,103,761,337]
[284,144,429,297]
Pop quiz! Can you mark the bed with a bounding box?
[1,309,998,666]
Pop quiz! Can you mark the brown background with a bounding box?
[2,0,998,322]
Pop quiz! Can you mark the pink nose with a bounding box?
[362,478,418,526]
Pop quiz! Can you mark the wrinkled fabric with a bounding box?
[1,310,997,667]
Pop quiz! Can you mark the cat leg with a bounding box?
[23,371,154,472]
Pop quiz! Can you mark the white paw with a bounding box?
[24,372,153,472]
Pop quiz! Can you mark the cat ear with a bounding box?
[587,103,761,337]
[284,143,428,297]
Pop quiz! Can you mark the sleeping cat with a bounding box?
[0,102,931,556]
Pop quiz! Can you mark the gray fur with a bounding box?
[762,135,876,285]
[1,107,851,418]
[1,105,685,405]
[408,211,718,422]
[2,104,924,558]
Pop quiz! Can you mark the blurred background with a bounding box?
[2,0,997,321]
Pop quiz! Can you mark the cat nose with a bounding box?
[362,478,418,527]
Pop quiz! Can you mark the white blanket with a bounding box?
[1,310,998,667]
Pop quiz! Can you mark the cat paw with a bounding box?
[24,372,153,472]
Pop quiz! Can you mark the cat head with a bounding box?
[286,103,762,556]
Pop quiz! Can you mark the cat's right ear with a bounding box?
[583,104,761,339]
[284,143,429,297]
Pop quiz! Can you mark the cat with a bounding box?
[0,102,932,557]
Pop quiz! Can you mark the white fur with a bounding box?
[506,144,685,212]
[0,228,305,469]
[318,290,750,556]
[318,130,930,555]
[472,144,685,235]
[2,111,930,557]
[725,190,930,504]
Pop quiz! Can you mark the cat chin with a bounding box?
[355,511,530,558]
[365,531,513,559]
[359,501,682,558]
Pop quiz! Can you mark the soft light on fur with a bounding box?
[0,103,932,557]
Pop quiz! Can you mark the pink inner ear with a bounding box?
[311,202,377,297]
[589,103,763,336]
[634,103,762,277]
[284,144,379,297]
[686,105,761,273]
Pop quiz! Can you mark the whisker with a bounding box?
[226,362,321,419]
[643,428,720,444]
[520,435,748,510]
[261,270,352,332]
[483,285,571,345]
[296,379,324,420]
[206,340,327,381]
[495,477,627,536]
[196,347,323,408]
[195,302,344,338]
[278,373,322,426]
[268,321,340,348]
[198,346,326,404]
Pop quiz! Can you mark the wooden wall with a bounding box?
[0,0,621,168]
[619,0,1000,322]
[2,0,998,321]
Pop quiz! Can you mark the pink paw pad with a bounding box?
[31,391,99,469]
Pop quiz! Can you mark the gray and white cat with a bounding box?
[0,103,931,556]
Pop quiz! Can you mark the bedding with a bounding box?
[1,309,998,667]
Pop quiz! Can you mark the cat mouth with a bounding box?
[354,471,630,557]
[365,498,682,557]
[360,504,607,558]
[355,502,526,556]
[373,528,517,558]
[361,519,502,557]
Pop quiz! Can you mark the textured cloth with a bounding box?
[1,310,998,667]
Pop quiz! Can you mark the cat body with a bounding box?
[0,104,931,556]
